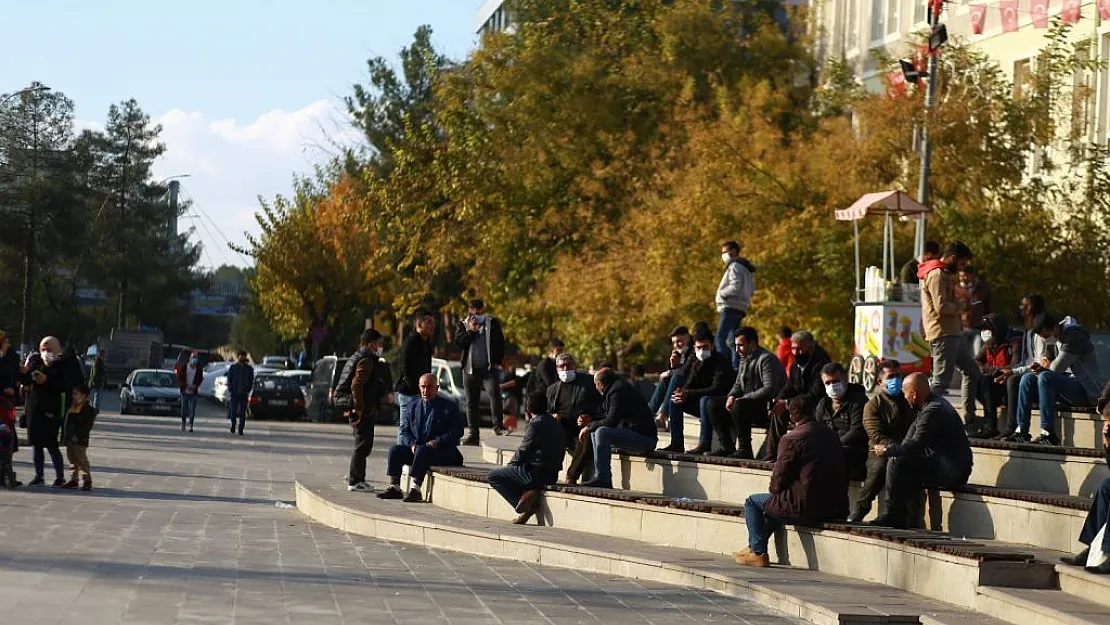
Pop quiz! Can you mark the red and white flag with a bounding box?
[887,71,908,97]
[1100,0,1110,19]
[1031,0,1049,27]
[970,4,987,33]
[1000,0,1019,32]
[1062,0,1081,23]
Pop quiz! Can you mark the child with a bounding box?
[62,384,98,490]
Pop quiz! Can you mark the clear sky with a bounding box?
[0,1,481,268]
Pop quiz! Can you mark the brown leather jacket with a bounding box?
[764,420,849,522]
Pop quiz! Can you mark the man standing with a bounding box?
[395,311,436,444]
[87,349,107,410]
[920,241,980,423]
[527,339,564,397]
[815,363,869,481]
[718,327,786,459]
[334,329,393,492]
[734,396,849,568]
[177,351,203,433]
[226,351,254,435]
[668,332,732,454]
[580,368,657,489]
[455,298,506,444]
[545,353,601,485]
[488,392,566,525]
[379,373,464,502]
[716,241,756,362]
[850,360,912,522]
[872,373,973,529]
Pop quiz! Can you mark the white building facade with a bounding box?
[476,0,514,36]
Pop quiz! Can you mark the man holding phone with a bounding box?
[455,298,507,445]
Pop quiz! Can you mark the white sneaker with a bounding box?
[347,481,373,492]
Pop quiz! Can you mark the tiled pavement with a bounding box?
[0,398,802,625]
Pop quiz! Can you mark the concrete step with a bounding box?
[1056,563,1110,610]
[674,415,1109,498]
[976,586,1110,625]
[427,466,1056,613]
[294,477,1010,625]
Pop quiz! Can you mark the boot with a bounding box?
[734,441,755,461]
[62,479,79,489]
[81,478,92,491]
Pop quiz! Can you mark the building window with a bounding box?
[870,0,885,42]
[1099,34,1110,144]
[1013,59,1030,99]
[886,0,901,35]
[914,0,927,24]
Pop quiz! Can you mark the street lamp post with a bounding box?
[0,84,51,107]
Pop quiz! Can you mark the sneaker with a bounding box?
[377,486,404,500]
[51,478,66,488]
[347,482,373,493]
[1032,432,1060,446]
[402,488,424,503]
[733,547,770,568]
[1003,432,1031,443]
[27,476,44,487]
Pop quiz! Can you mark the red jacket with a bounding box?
[976,341,1013,377]
[776,338,794,378]
[177,365,203,394]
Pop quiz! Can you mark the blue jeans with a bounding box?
[1035,370,1088,435]
[716,308,745,367]
[228,394,248,433]
[488,464,556,509]
[396,393,417,444]
[648,372,685,416]
[180,393,198,427]
[90,388,102,410]
[591,426,656,484]
[745,492,780,554]
[1081,477,1110,553]
[667,395,714,448]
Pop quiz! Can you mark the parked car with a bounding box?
[306,356,348,423]
[432,358,494,424]
[199,361,231,400]
[261,355,292,370]
[213,365,273,404]
[248,373,306,420]
[275,370,311,401]
[120,369,182,415]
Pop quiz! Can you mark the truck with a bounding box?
[97,328,165,388]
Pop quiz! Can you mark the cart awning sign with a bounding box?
[835,191,931,221]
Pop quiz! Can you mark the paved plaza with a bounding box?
[0,397,802,625]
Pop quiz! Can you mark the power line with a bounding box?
[179,185,252,266]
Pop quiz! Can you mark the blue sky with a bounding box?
[0,1,480,267]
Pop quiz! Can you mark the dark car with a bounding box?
[120,369,182,415]
[306,356,348,423]
[248,373,306,421]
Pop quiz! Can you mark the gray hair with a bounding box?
[792,330,815,345]
[555,353,577,367]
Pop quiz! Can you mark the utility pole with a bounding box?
[915,3,945,259]
[168,179,180,245]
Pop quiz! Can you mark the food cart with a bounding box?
[836,191,932,389]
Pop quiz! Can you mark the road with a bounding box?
[1,394,799,625]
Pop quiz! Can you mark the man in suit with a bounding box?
[379,373,465,503]
[488,392,566,525]
[580,368,658,489]
[545,353,602,485]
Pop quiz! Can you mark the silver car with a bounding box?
[120,369,181,415]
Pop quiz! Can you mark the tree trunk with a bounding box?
[19,234,35,349]
[117,279,128,327]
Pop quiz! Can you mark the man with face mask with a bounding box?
[919,241,981,424]
[850,360,913,522]
[226,350,254,435]
[177,351,204,433]
[716,241,756,366]
[545,353,601,485]
[668,333,732,454]
[765,331,830,461]
[21,336,82,487]
[871,373,973,529]
[995,294,1051,439]
[334,329,394,492]
[815,363,869,481]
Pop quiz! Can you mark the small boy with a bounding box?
[63,384,98,491]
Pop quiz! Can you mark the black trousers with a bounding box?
[979,381,1006,425]
[347,410,376,486]
[712,398,770,453]
[464,367,503,436]
[855,452,889,514]
[884,453,969,528]
[559,417,593,481]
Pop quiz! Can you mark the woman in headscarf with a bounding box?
[21,336,83,486]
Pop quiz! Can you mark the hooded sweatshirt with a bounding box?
[716,257,756,313]
[974,313,1012,375]
[919,260,960,341]
[1049,316,1106,403]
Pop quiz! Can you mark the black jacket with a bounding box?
[815,383,869,473]
[528,357,558,396]
[778,344,831,404]
[545,375,602,422]
[509,413,566,483]
[22,352,83,447]
[682,350,733,402]
[395,332,434,396]
[888,394,973,487]
[0,351,18,395]
[63,403,98,446]
[333,349,392,417]
[588,378,657,442]
[455,316,506,370]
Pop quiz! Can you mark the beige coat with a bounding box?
[922,267,962,341]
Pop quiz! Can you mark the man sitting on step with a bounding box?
[666,332,731,454]
[814,362,869,481]
[764,331,831,462]
[378,374,464,503]
[715,326,786,459]
[545,353,601,485]
[1060,414,1110,574]
[849,360,912,522]
[488,392,566,525]
[871,373,973,529]
[578,368,658,489]
[734,396,849,568]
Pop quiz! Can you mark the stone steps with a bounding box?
[1055,564,1110,610]
[976,586,1110,625]
[295,477,1000,625]
[674,415,1109,498]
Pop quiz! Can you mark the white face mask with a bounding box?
[41,350,58,364]
[825,381,846,399]
[373,347,384,357]
[980,330,993,343]
[721,253,732,264]
[695,348,711,361]
[557,370,576,383]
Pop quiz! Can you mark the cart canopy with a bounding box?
[835,191,931,221]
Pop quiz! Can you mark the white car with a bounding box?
[120,369,182,415]
[199,362,231,400]
[215,366,275,404]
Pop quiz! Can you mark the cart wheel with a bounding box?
[848,355,865,386]
[862,356,880,391]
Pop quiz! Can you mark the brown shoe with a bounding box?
[733,547,770,568]
[515,489,542,514]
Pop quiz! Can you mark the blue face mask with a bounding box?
[190,358,199,365]
[883,377,903,396]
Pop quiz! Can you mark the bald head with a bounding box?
[903,372,930,409]
[418,373,439,400]
[593,367,618,395]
